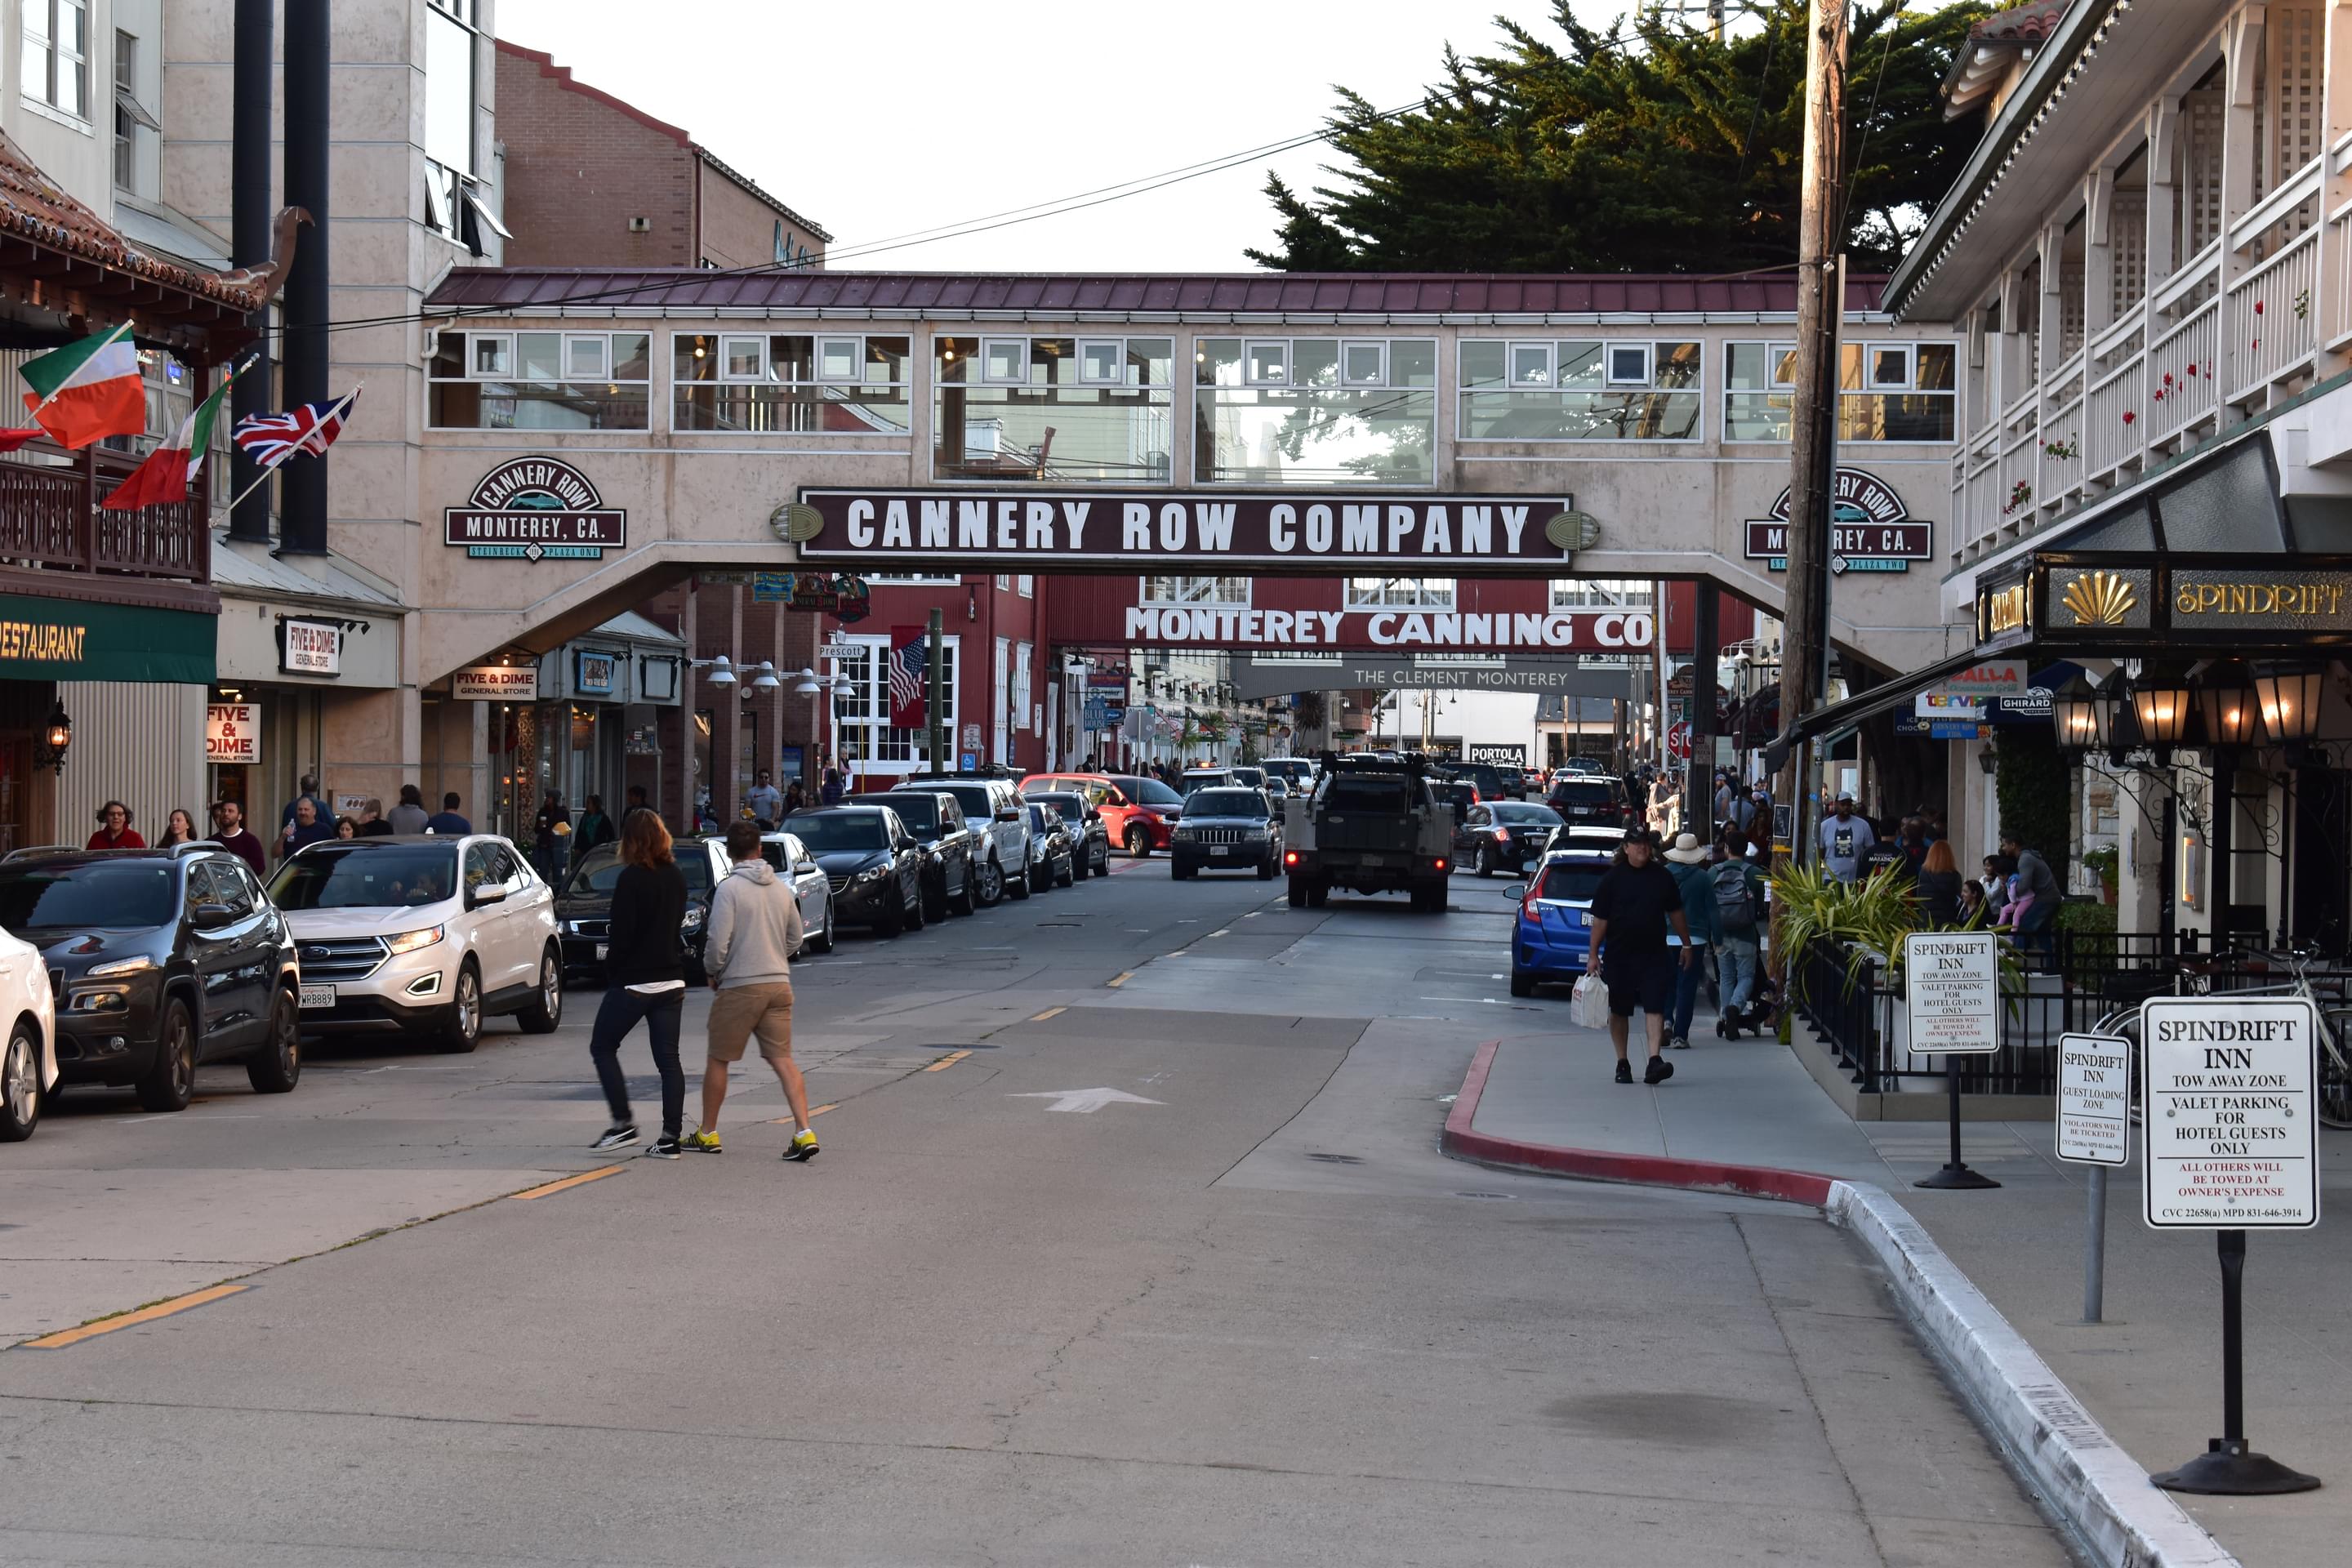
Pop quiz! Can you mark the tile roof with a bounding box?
[0,131,261,312]
[427,268,1887,318]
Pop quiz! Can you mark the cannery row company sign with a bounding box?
[785,489,1587,573]
[446,457,626,562]
[1744,468,1931,575]
[1977,553,2352,650]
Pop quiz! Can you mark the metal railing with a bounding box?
[0,441,209,583]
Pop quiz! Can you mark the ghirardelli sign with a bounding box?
[792,489,1578,572]
[1743,467,1930,574]
[446,457,626,562]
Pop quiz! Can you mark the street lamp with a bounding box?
[2196,658,2262,748]
[792,667,822,696]
[2253,662,2323,744]
[745,661,782,691]
[702,654,737,687]
[2052,671,2104,751]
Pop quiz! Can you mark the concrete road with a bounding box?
[0,855,2073,1566]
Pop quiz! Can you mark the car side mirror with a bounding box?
[898,837,919,853]
[469,882,509,908]
[191,902,237,930]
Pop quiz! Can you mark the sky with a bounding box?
[492,0,1675,274]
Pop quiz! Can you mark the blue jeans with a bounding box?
[1668,944,1707,1040]
[1716,936,1761,1013]
[589,985,685,1138]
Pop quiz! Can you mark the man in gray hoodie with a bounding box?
[682,821,814,1160]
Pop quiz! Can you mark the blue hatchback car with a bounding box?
[1509,848,1613,997]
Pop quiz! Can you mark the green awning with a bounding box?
[0,590,213,684]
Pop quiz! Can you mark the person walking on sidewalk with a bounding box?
[211,800,268,877]
[587,810,690,1159]
[1709,830,1769,1036]
[1661,833,1717,1052]
[1584,830,1695,1085]
[679,822,818,1162]
[386,785,431,835]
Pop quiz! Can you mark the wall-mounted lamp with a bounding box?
[34,702,71,774]
[746,661,782,691]
[967,586,979,623]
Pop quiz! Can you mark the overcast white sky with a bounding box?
[492,0,1663,273]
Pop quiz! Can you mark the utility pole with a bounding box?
[926,608,947,773]
[1777,0,1848,866]
[1709,0,1727,43]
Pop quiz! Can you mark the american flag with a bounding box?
[233,386,360,469]
[888,625,928,729]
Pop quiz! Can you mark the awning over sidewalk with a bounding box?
[0,590,213,684]
[1762,644,2019,773]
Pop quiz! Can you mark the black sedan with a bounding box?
[1454,801,1565,877]
[846,791,978,920]
[1032,791,1111,878]
[1169,788,1281,880]
[1546,775,1635,829]
[559,836,729,982]
[1023,801,1079,888]
[789,807,928,935]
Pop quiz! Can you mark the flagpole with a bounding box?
[224,378,359,514]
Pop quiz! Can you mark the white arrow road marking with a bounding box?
[1008,1087,1165,1114]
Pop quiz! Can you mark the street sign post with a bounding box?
[2140,996,2322,1495]
[2058,1032,2131,1324]
[1902,930,2002,1190]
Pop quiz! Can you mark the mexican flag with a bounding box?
[16,325,145,449]
[100,366,238,513]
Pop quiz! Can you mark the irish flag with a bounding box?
[16,325,145,449]
[100,364,239,513]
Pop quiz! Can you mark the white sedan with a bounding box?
[0,924,60,1141]
[762,831,837,956]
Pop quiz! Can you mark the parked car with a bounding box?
[893,777,1032,902]
[1547,773,1637,829]
[277,836,562,1053]
[1230,766,1269,792]
[791,807,929,934]
[1170,787,1282,880]
[0,846,301,1111]
[1263,776,1291,803]
[1024,801,1078,889]
[559,835,721,982]
[1535,822,1635,867]
[1430,778,1478,825]
[1261,757,1316,794]
[1510,848,1614,997]
[847,790,978,918]
[1032,791,1111,878]
[1021,772,1186,858]
[1179,768,1236,797]
[1559,755,1608,775]
[1454,801,1566,878]
[758,831,838,956]
[1446,760,1514,802]
[0,924,56,1140]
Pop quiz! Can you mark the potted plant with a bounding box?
[2082,844,2119,906]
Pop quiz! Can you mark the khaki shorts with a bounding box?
[707,981,795,1063]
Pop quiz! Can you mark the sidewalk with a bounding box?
[1451,1024,2351,1568]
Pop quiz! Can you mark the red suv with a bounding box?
[1020,772,1187,857]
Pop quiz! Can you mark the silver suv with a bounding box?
[891,777,1032,904]
[270,835,563,1053]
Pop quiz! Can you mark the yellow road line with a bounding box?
[510,1165,626,1202]
[1030,1006,1067,1022]
[1107,970,1133,988]
[923,1049,973,1072]
[768,1103,835,1125]
[25,1284,248,1349]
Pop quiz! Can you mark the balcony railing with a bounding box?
[0,443,210,585]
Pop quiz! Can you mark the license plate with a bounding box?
[595,943,608,960]
[1359,853,1388,867]
[299,983,335,1009]
[1209,844,1230,857]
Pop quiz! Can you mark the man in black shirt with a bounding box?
[1584,831,1697,1085]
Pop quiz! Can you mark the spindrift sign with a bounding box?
[791,490,1577,573]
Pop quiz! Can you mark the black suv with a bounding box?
[1031,791,1111,878]
[846,791,978,919]
[0,846,301,1111]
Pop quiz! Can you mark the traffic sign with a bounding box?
[1666,720,1691,760]
[2141,996,2319,1230]
[1901,930,2000,1054]
[818,641,861,662]
[2057,1033,2131,1166]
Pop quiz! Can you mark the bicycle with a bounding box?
[2092,941,2352,1129]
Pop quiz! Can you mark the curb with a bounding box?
[1440,1040,2240,1568]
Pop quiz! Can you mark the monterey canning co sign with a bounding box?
[791,489,1579,574]
[447,457,627,562]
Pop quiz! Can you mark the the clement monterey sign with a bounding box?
[791,489,1580,572]
[447,457,627,562]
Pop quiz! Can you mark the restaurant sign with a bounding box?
[1744,468,1931,575]
[445,457,626,562]
[787,490,1586,573]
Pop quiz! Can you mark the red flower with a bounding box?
[2154,388,2167,401]
[2186,363,2199,377]
[2254,338,2261,351]
[2123,410,2137,425]
[2164,372,2174,385]
[2255,300,2265,315]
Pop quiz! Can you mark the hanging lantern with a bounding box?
[2195,658,2261,748]
[2129,662,2194,746]
[2253,662,2324,743]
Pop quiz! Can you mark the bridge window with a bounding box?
[1345,577,1454,610]
[429,330,650,430]
[1724,341,1956,442]
[1143,576,1250,606]
[831,634,960,767]
[1458,340,1700,441]
[933,336,1174,483]
[1548,579,1653,611]
[1194,337,1437,486]
[673,333,911,434]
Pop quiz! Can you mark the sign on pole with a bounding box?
[2057,1033,2132,1166]
[1901,930,2000,1053]
[2141,996,2319,1230]
[204,702,260,765]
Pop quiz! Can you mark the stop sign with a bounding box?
[1667,720,1691,760]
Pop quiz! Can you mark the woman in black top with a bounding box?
[1914,839,1965,925]
[586,809,690,1157]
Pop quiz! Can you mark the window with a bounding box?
[1459,340,1701,442]
[934,336,1174,483]
[1195,337,1437,485]
[1548,579,1652,611]
[112,29,158,193]
[1013,644,1033,737]
[1345,577,1455,610]
[1017,575,1033,598]
[1143,576,1250,606]
[833,635,960,766]
[430,329,651,430]
[22,0,87,118]
[675,332,911,433]
[1722,341,1957,442]
[993,638,1011,764]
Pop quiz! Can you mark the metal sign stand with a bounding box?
[2056,1032,2130,1323]
[1915,1066,2000,1189]
[2150,1229,2321,1494]
[2078,1165,2110,1322]
[1905,930,2002,1191]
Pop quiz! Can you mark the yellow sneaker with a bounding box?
[782,1129,819,1162]
[679,1129,723,1154]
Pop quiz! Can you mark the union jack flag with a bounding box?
[888,624,928,729]
[233,386,360,469]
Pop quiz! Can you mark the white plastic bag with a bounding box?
[1572,972,1610,1031]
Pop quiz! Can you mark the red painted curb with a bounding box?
[1441,1040,1839,1208]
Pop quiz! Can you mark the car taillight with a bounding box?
[1434,858,1448,871]
[1469,787,1481,802]
[1493,827,1509,844]
[1519,890,1539,921]
[1284,850,1299,866]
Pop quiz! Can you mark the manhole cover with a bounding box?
[1303,1152,1362,1165]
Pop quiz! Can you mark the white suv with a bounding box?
[269,835,563,1053]
[892,777,1032,904]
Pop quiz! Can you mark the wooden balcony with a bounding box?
[0,440,213,604]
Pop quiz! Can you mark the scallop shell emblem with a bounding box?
[2060,570,2137,626]
[771,503,824,544]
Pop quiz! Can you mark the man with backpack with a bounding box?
[1711,829,1770,1036]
